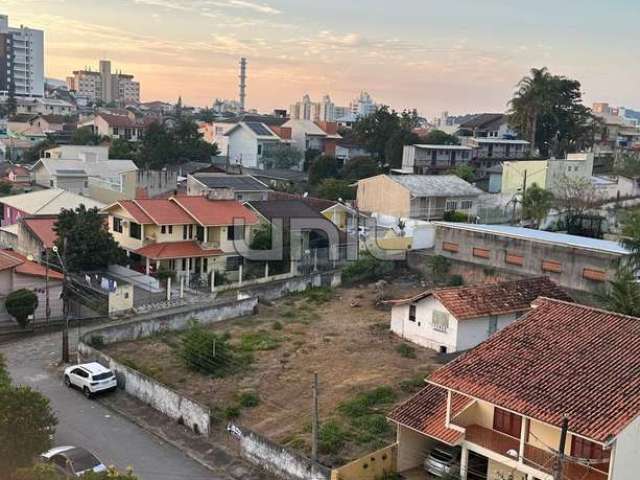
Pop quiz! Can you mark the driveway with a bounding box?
[1,330,219,480]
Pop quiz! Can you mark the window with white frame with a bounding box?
[446,200,457,211]
[432,311,449,333]
[461,200,473,210]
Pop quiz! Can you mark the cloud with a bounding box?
[131,0,280,15]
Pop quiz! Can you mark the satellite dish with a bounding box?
[26,255,34,262]
[303,192,309,198]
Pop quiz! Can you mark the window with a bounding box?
[215,126,223,135]
[257,144,263,156]
[571,436,610,467]
[227,225,245,241]
[161,225,166,234]
[183,225,188,240]
[113,127,119,135]
[168,225,173,234]
[113,217,123,233]
[493,407,522,438]
[442,242,459,253]
[446,200,457,211]
[542,260,562,273]
[181,258,187,271]
[473,248,490,259]
[583,268,606,282]
[461,200,473,210]
[49,179,54,187]
[488,316,498,335]
[409,304,416,322]
[432,311,449,333]
[505,252,524,266]
[129,222,141,239]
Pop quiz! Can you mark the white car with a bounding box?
[64,362,117,398]
[40,446,107,477]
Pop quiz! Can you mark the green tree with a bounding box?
[71,126,102,146]
[315,179,355,201]
[0,385,57,473]
[308,155,339,186]
[54,205,126,272]
[596,267,640,317]
[173,117,219,161]
[448,165,474,182]
[0,180,13,196]
[0,353,10,389]
[352,106,403,160]
[553,175,601,232]
[522,183,554,228]
[262,144,303,170]
[422,129,460,145]
[339,156,379,181]
[109,138,136,160]
[508,67,595,157]
[5,289,38,329]
[621,210,640,269]
[137,122,175,169]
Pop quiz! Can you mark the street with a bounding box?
[1,330,219,480]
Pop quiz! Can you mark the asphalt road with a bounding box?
[1,331,219,480]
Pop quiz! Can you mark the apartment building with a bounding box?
[102,197,258,279]
[402,144,474,174]
[0,14,45,97]
[289,94,336,122]
[67,60,140,104]
[389,298,640,480]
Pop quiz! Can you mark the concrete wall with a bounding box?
[357,175,410,218]
[612,414,640,480]
[229,423,331,480]
[331,444,397,480]
[432,226,620,294]
[396,425,436,472]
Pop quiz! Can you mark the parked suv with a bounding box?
[64,362,117,398]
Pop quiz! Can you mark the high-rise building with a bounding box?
[67,59,140,104]
[350,91,377,117]
[290,94,336,121]
[0,14,45,97]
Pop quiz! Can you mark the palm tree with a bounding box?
[620,211,640,269]
[596,266,640,317]
[508,67,553,152]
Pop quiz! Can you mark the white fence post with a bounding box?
[313,250,318,272]
[166,277,172,301]
[238,264,244,287]
[265,261,269,279]
[210,269,215,293]
[180,276,185,299]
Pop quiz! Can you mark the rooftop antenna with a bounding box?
[239,58,247,112]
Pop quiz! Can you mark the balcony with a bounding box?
[465,425,607,480]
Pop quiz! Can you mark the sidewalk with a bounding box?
[99,391,271,480]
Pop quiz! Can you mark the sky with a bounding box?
[4,0,639,118]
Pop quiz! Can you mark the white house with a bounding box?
[225,121,293,169]
[388,277,572,353]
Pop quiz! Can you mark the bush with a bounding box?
[272,321,283,330]
[89,335,105,349]
[442,210,471,222]
[426,255,450,285]
[351,414,391,442]
[301,287,333,304]
[318,420,348,455]
[223,405,240,420]
[338,386,396,418]
[395,343,416,359]
[239,330,281,352]
[398,374,426,393]
[180,323,236,377]
[448,275,464,286]
[5,289,39,329]
[238,392,260,408]
[342,254,394,285]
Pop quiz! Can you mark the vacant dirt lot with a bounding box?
[105,276,444,463]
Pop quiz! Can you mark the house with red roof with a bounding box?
[388,298,640,480]
[102,196,258,279]
[388,277,572,353]
[78,112,154,142]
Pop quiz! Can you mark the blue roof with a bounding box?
[436,223,630,256]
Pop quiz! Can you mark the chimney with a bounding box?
[239,58,247,112]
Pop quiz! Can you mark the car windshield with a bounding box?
[66,448,101,473]
[92,372,113,381]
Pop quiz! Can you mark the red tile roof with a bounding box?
[22,217,58,249]
[97,113,143,128]
[2,250,63,280]
[388,383,472,445]
[135,199,193,225]
[170,197,258,226]
[388,277,573,320]
[430,298,640,442]
[0,251,23,272]
[135,241,222,260]
[115,200,154,224]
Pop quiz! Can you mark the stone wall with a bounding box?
[228,423,331,480]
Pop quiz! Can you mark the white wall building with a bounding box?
[0,14,45,97]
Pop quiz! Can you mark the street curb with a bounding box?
[97,396,238,478]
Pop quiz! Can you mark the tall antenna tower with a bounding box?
[239,57,247,112]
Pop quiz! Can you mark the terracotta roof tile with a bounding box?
[135,241,222,260]
[117,200,154,224]
[2,250,63,280]
[22,217,58,249]
[0,251,23,271]
[389,277,573,320]
[134,199,193,225]
[171,197,258,226]
[388,384,472,445]
[430,298,640,442]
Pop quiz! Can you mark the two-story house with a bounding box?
[102,196,258,279]
[402,145,475,174]
[388,277,572,353]
[225,121,294,169]
[356,174,483,220]
[389,298,640,480]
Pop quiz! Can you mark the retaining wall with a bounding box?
[228,423,331,480]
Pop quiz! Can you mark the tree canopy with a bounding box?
[5,289,39,329]
[522,183,554,228]
[315,179,356,201]
[421,129,460,145]
[308,155,340,186]
[448,165,474,183]
[54,205,126,272]
[508,67,596,158]
[262,145,303,170]
[596,266,640,317]
[71,126,103,146]
[339,156,379,182]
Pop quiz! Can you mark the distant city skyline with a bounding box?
[5,0,639,116]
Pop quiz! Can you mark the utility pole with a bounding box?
[59,238,70,364]
[311,372,319,462]
[553,416,569,480]
[44,249,50,325]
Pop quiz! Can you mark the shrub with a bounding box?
[5,289,39,329]
[239,330,281,352]
[448,274,464,286]
[426,255,450,283]
[351,414,391,442]
[223,405,240,420]
[398,375,426,393]
[338,386,396,418]
[302,287,333,304]
[342,253,394,285]
[180,323,236,377]
[395,343,416,359]
[318,420,348,455]
[238,392,260,408]
[272,321,283,330]
[89,335,105,349]
[442,210,470,222]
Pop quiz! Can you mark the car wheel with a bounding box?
[64,376,71,388]
[83,387,92,399]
